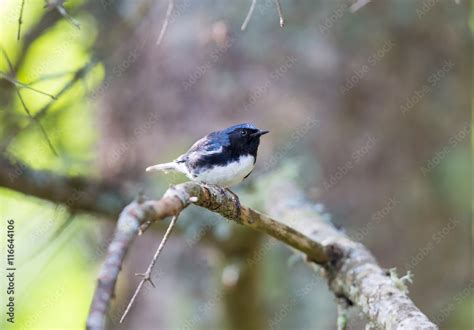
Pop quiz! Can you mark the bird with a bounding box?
[146,123,269,187]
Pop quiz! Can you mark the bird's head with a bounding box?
[223,123,269,156]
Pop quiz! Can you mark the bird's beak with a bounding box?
[251,130,269,137]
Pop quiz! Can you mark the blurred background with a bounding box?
[0,0,471,329]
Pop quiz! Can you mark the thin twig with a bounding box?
[15,88,59,156]
[241,0,257,31]
[350,0,371,13]
[156,0,174,46]
[274,0,284,27]
[56,4,81,29]
[0,47,15,73]
[1,49,54,99]
[0,61,97,152]
[119,213,180,323]
[17,81,57,99]
[17,0,26,40]
[35,61,96,121]
[44,0,80,29]
[26,70,76,85]
[0,72,57,99]
[1,46,58,155]
[19,210,76,264]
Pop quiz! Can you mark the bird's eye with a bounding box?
[240,130,248,136]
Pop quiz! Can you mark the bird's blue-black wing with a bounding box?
[176,132,228,163]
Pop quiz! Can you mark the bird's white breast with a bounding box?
[194,155,255,187]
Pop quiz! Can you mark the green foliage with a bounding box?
[1,1,105,328]
[0,189,100,329]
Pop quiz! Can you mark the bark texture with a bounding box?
[263,178,437,330]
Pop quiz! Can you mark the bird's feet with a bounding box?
[200,184,241,217]
[225,187,239,202]
[225,188,241,217]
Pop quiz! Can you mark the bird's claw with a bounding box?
[225,188,241,218]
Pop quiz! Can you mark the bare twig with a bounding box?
[15,88,59,156]
[56,4,81,29]
[26,70,75,85]
[33,61,97,121]
[241,0,257,31]
[242,0,283,30]
[0,47,61,155]
[86,181,437,330]
[19,210,76,264]
[13,4,65,73]
[16,81,57,99]
[350,0,372,13]
[0,47,15,72]
[0,72,57,99]
[274,0,285,27]
[120,213,180,323]
[17,0,26,40]
[156,0,174,46]
[44,0,80,29]
[0,61,97,151]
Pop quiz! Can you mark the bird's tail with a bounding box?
[145,161,183,173]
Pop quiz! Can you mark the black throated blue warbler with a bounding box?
[146,123,269,187]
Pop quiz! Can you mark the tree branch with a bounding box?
[0,153,219,249]
[261,176,437,330]
[0,154,129,217]
[0,152,437,329]
[86,181,437,330]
